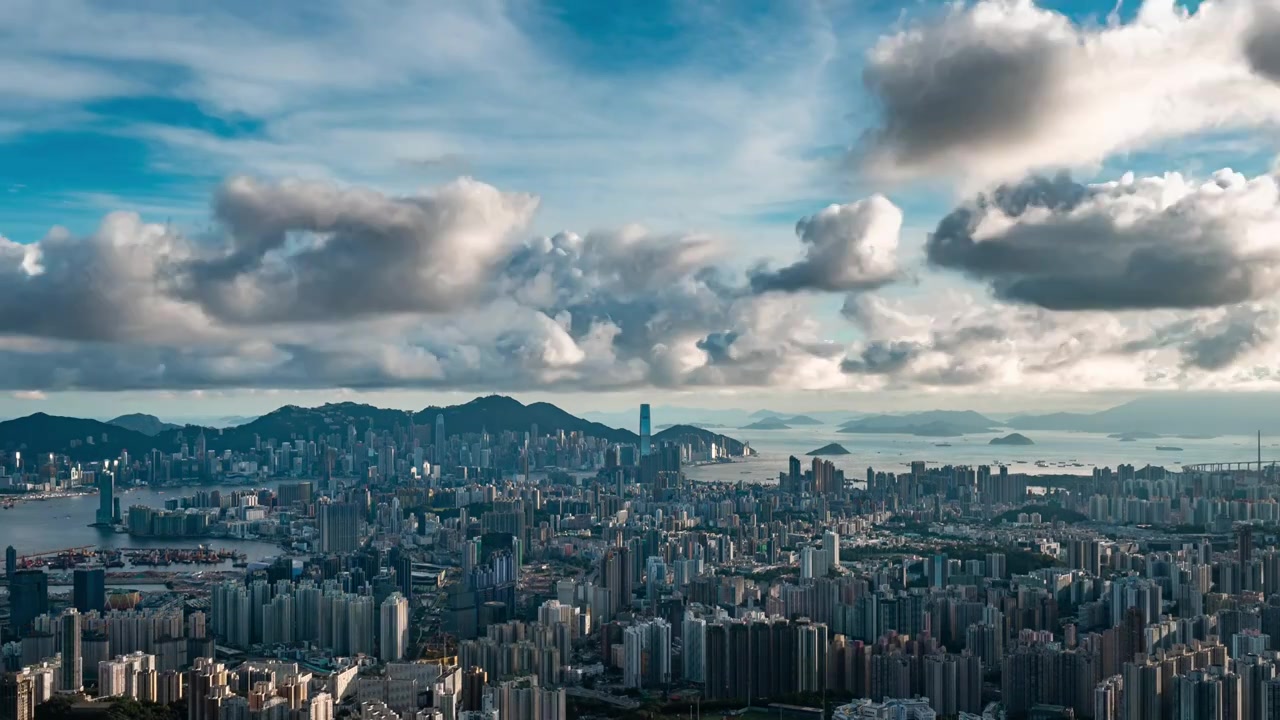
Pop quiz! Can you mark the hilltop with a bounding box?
[108,413,181,436]
[990,433,1034,446]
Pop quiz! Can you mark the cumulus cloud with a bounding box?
[186,176,539,323]
[749,195,902,293]
[1247,4,1280,83]
[926,169,1280,311]
[0,178,867,393]
[0,217,209,342]
[4,171,1280,397]
[860,0,1280,184]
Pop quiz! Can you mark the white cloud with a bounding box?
[750,195,903,293]
[861,0,1280,186]
[927,168,1280,310]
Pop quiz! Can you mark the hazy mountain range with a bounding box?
[0,395,747,462]
[586,395,1280,438]
[1006,395,1280,436]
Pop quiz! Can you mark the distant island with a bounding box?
[783,415,824,426]
[1108,431,1161,440]
[840,420,969,437]
[990,433,1034,446]
[839,410,998,437]
[1156,446,1184,452]
[740,418,791,430]
[806,443,851,456]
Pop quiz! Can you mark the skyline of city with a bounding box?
[4,1,1280,720]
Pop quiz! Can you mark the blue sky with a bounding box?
[1,0,1279,419]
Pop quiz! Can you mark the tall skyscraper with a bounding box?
[10,570,48,634]
[95,471,115,526]
[379,593,409,662]
[435,414,446,464]
[72,568,105,614]
[639,404,651,457]
[60,609,83,693]
[4,546,15,581]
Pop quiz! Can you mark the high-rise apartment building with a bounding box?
[380,593,409,662]
[318,502,360,554]
[0,671,35,720]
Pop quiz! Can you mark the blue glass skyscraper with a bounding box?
[95,470,115,526]
[639,404,651,457]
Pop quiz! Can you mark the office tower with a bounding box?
[95,471,115,525]
[4,546,15,582]
[318,502,360,553]
[277,481,314,508]
[639,404,651,457]
[73,568,105,614]
[787,456,803,493]
[931,554,949,588]
[435,414,446,463]
[0,671,35,720]
[379,593,409,662]
[59,610,82,693]
[9,571,48,635]
[392,552,413,601]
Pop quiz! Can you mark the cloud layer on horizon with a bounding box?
[1,165,1279,396]
[0,177,869,393]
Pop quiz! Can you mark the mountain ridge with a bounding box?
[0,396,747,460]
